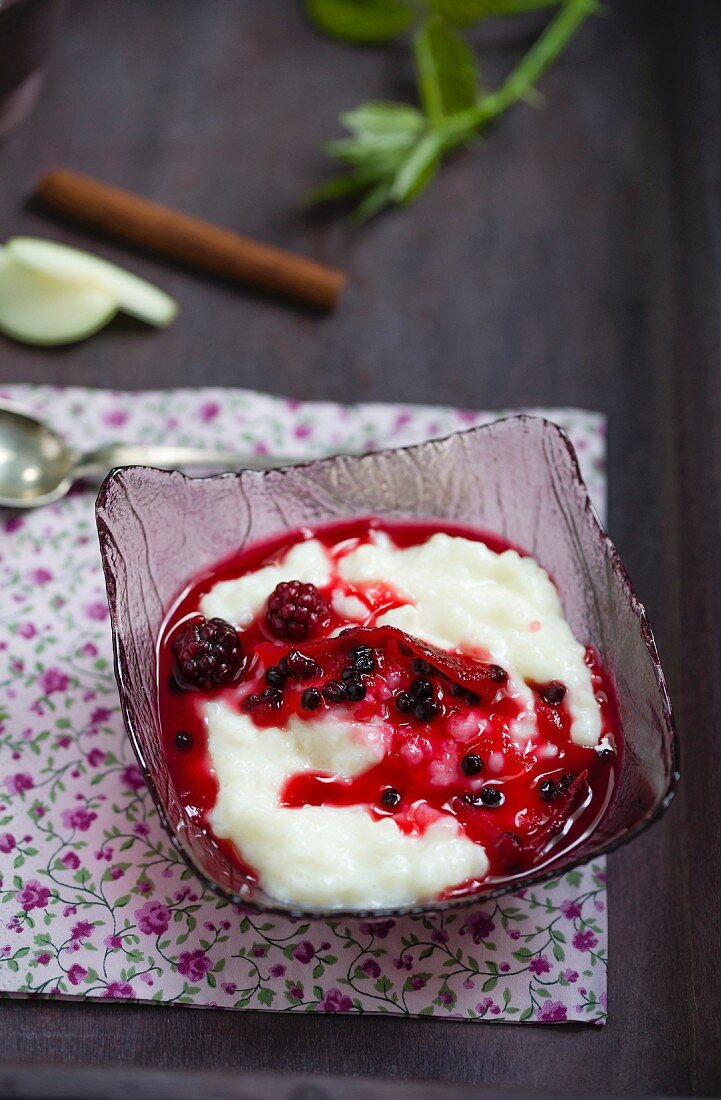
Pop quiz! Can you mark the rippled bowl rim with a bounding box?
[96,416,680,919]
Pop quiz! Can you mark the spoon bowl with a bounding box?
[0,400,329,509]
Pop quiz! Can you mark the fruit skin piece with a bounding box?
[7,236,178,328]
[0,247,117,346]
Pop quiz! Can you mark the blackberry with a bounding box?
[265,580,330,641]
[171,616,242,691]
[353,654,375,674]
[488,665,508,685]
[174,730,193,750]
[410,677,433,700]
[301,687,322,711]
[461,753,483,776]
[243,688,282,714]
[394,691,415,714]
[265,665,287,689]
[322,680,347,704]
[348,645,372,660]
[539,681,566,705]
[415,699,440,722]
[451,684,479,705]
[480,786,503,808]
[380,787,402,808]
[284,650,320,681]
[412,658,434,676]
[538,779,557,802]
[342,664,359,682]
[345,680,366,702]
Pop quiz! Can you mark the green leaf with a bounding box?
[305,0,413,43]
[258,987,276,1007]
[353,179,394,222]
[342,100,425,136]
[519,1005,533,1021]
[428,0,561,25]
[413,18,479,122]
[390,132,443,203]
[481,976,498,992]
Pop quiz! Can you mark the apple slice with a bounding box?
[7,236,178,327]
[0,247,118,346]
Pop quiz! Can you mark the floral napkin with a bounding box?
[0,384,608,1023]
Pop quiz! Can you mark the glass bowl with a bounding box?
[96,415,679,918]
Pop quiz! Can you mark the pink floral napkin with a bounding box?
[0,385,608,1023]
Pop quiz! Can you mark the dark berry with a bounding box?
[342,664,359,682]
[265,665,287,689]
[480,785,503,807]
[380,787,401,808]
[174,730,193,750]
[415,699,440,722]
[394,691,415,714]
[243,688,282,714]
[345,680,366,702]
[539,779,557,802]
[461,753,483,777]
[171,616,242,691]
[348,645,372,660]
[488,664,508,685]
[168,674,183,695]
[265,580,330,641]
[410,677,433,700]
[451,684,479,705]
[301,687,322,711]
[412,658,434,676]
[284,649,320,681]
[353,654,375,674]
[539,681,566,705]
[322,680,347,704]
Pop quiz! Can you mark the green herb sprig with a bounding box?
[304,0,599,219]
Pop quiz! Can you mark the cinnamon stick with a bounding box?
[36,168,347,312]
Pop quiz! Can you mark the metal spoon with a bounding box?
[0,399,327,509]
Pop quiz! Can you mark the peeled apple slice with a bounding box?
[0,247,118,346]
[7,236,178,327]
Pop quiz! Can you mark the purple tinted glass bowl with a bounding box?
[96,416,678,918]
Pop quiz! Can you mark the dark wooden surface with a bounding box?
[0,0,719,1095]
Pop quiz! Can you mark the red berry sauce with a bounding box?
[157,517,620,898]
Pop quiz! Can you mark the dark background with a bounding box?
[0,0,719,1095]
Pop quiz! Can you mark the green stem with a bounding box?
[441,0,599,143]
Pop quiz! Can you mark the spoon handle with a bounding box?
[74,444,323,477]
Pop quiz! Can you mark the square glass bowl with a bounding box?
[96,416,678,917]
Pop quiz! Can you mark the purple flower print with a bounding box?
[360,959,381,978]
[529,954,552,976]
[177,949,212,982]
[438,991,455,1006]
[5,773,33,795]
[109,866,124,880]
[121,765,145,791]
[431,929,449,945]
[103,935,123,950]
[36,952,52,965]
[572,929,598,952]
[28,568,52,585]
[135,900,171,935]
[269,964,286,979]
[536,1000,568,1023]
[102,981,135,999]
[563,969,579,983]
[16,879,51,911]
[292,940,315,964]
[409,975,428,991]
[288,985,303,1000]
[81,642,98,658]
[0,833,15,853]
[60,807,97,832]
[222,982,237,995]
[199,401,220,422]
[86,748,106,767]
[561,899,582,919]
[102,409,128,427]
[90,707,112,724]
[4,514,23,533]
[359,919,395,939]
[84,601,108,621]
[39,668,69,695]
[67,964,87,986]
[460,910,495,944]
[60,851,80,870]
[70,920,94,941]
[18,623,35,639]
[320,988,354,1013]
[393,955,413,971]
